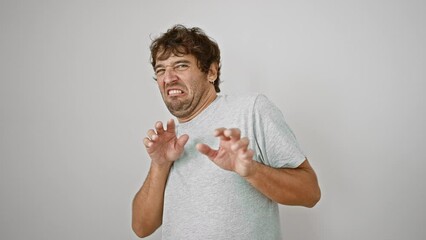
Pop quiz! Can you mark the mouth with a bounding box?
[167,89,184,97]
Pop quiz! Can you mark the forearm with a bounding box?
[244,159,321,207]
[132,162,172,238]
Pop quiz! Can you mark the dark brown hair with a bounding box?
[150,25,222,92]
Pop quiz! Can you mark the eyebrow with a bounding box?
[154,59,191,70]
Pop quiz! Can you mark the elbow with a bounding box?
[132,226,146,238]
[305,186,321,208]
[304,168,321,208]
[132,228,150,238]
[132,223,155,238]
[276,188,321,208]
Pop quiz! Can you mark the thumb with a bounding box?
[196,143,217,160]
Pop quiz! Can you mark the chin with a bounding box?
[166,106,184,117]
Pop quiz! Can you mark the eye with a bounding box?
[155,68,165,76]
[174,63,189,71]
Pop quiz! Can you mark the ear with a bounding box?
[207,62,218,83]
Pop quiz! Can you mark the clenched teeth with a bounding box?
[168,89,183,95]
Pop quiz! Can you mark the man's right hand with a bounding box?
[143,119,189,166]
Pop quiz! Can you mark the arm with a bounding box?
[244,158,320,207]
[132,162,172,237]
[197,128,320,207]
[132,119,189,238]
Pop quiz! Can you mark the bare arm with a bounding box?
[132,162,171,237]
[244,159,320,207]
[197,128,320,207]
[132,119,189,238]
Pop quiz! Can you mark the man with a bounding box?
[132,25,321,239]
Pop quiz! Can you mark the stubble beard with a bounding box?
[164,95,194,118]
[162,79,209,119]
[163,90,204,119]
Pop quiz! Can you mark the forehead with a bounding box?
[155,54,197,67]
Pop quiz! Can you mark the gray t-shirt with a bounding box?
[162,94,306,240]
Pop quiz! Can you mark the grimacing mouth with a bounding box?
[167,88,184,96]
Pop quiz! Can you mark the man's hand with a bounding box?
[196,128,255,177]
[143,119,189,166]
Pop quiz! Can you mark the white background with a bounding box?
[1,0,425,239]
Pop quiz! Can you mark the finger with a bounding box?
[224,128,241,140]
[176,134,189,149]
[240,149,254,160]
[143,137,153,148]
[155,121,165,134]
[231,137,250,152]
[146,129,157,140]
[214,128,228,140]
[166,119,176,133]
[196,143,218,160]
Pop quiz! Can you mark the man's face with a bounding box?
[154,54,215,121]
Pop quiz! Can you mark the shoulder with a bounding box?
[218,93,279,115]
[219,93,267,106]
[253,94,278,110]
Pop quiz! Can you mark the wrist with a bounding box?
[150,161,173,171]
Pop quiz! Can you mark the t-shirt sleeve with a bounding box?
[252,94,306,168]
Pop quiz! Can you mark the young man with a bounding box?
[132,25,321,239]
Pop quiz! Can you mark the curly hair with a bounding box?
[150,25,222,93]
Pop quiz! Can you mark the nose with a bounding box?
[163,67,178,83]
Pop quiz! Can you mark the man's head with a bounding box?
[149,25,222,122]
[150,25,221,93]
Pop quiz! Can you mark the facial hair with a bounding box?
[162,82,205,119]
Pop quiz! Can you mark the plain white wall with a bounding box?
[1,0,425,239]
